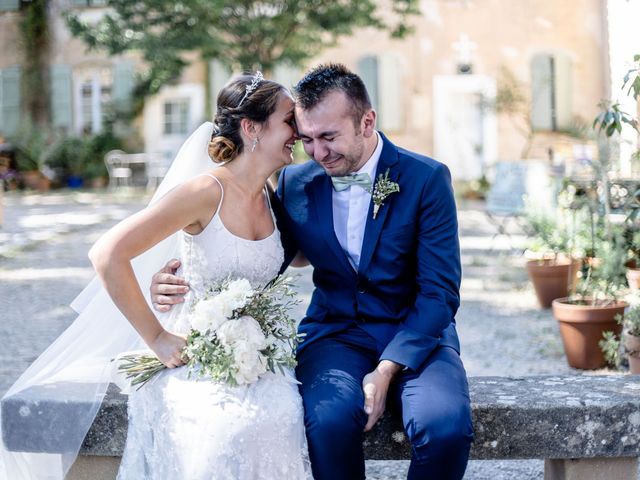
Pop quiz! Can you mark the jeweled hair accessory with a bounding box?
[237,71,264,107]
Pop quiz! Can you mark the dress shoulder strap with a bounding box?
[199,173,224,217]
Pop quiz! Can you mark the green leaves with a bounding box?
[622,54,640,101]
[65,0,419,107]
[592,101,639,138]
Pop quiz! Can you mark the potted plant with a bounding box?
[524,201,583,308]
[552,232,629,370]
[600,303,640,374]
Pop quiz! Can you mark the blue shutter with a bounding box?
[357,56,379,112]
[0,0,20,11]
[112,60,135,113]
[0,66,21,137]
[50,65,73,132]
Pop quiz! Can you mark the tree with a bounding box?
[20,0,50,128]
[66,0,419,108]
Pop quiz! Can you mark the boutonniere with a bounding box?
[372,169,400,219]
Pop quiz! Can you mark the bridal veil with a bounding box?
[0,122,216,479]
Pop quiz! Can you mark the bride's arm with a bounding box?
[89,175,221,367]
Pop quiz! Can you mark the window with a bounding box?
[74,67,113,134]
[164,100,189,135]
[531,53,572,132]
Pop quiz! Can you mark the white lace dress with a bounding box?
[117,176,312,480]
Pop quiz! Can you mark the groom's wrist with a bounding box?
[376,360,402,379]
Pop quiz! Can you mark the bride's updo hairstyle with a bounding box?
[208,73,286,163]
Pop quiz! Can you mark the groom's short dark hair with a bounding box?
[294,63,372,126]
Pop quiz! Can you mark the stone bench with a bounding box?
[3,375,640,479]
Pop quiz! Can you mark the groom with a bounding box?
[152,64,473,479]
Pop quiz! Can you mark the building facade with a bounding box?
[1,0,637,181]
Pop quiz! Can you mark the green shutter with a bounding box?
[378,54,403,132]
[0,0,20,11]
[112,60,135,113]
[0,66,21,137]
[50,64,73,132]
[553,54,572,130]
[531,54,553,131]
[357,56,379,112]
[71,0,89,6]
[209,60,231,116]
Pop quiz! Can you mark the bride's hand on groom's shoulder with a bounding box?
[150,330,187,368]
[151,259,190,312]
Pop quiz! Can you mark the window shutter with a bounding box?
[0,0,19,11]
[357,56,379,112]
[378,54,403,132]
[112,60,135,114]
[71,0,89,7]
[531,54,553,131]
[209,60,231,115]
[553,54,572,130]
[0,66,21,137]
[50,64,73,132]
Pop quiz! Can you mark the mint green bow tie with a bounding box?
[331,173,372,192]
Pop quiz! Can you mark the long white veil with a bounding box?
[0,122,216,479]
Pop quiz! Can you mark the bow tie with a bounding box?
[331,173,372,192]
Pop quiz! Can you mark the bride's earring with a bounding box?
[251,137,259,153]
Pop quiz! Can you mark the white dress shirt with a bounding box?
[332,131,383,270]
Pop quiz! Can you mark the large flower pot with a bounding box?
[526,258,580,308]
[626,268,640,292]
[624,334,640,374]
[552,298,627,370]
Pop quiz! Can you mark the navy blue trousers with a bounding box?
[296,327,473,480]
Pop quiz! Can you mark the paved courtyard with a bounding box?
[0,189,621,479]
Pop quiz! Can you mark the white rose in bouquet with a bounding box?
[191,298,227,332]
[217,315,268,384]
[216,279,253,317]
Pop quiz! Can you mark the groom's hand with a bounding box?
[362,360,402,432]
[150,259,190,312]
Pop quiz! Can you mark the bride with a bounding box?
[0,73,311,479]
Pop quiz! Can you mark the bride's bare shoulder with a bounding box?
[178,171,224,200]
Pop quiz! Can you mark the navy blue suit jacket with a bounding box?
[274,132,461,371]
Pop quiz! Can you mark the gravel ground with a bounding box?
[0,191,623,479]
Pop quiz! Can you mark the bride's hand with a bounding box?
[150,330,187,368]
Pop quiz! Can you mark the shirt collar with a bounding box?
[355,131,382,181]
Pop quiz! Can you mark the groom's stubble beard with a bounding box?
[318,130,366,177]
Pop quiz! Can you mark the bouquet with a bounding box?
[117,275,301,389]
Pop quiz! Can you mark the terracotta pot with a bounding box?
[21,170,42,190]
[526,258,581,308]
[624,334,640,374]
[626,268,640,293]
[552,297,627,370]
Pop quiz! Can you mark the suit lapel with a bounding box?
[311,174,357,276]
[358,134,400,274]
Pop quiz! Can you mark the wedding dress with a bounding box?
[117,175,312,479]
